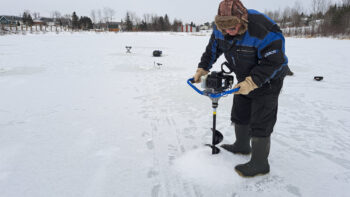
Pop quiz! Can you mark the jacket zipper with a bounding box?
[237,49,255,53]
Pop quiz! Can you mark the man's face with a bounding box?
[224,23,242,36]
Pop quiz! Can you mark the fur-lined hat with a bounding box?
[215,0,248,35]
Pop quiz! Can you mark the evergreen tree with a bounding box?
[27,14,33,26]
[321,3,350,34]
[159,16,165,31]
[125,12,133,31]
[164,14,171,31]
[22,12,27,23]
[79,16,93,30]
[139,20,148,31]
[22,11,33,26]
[72,12,79,29]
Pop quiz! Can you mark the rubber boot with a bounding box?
[221,124,251,155]
[235,137,271,177]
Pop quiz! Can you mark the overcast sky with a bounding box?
[0,0,342,24]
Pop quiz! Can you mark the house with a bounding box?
[40,17,55,26]
[33,18,45,25]
[107,22,121,32]
[94,22,122,31]
[178,24,197,32]
[0,16,19,25]
[199,24,210,31]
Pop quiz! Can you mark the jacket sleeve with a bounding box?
[250,32,288,87]
[198,32,224,71]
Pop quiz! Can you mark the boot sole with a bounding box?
[233,152,251,155]
[221,149,251,155]
[235,168,269,178]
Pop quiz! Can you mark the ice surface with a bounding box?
[0,32,349,197]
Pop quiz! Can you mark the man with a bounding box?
[193,0,288,177]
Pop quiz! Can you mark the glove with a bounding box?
[234,76,258,95]
[193,68,209,83]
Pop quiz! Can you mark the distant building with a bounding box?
[33,18,45,25]
[178,24,197,32]
[94,22,122,31]
[40,17,55,26]
[0,16,20,25]
[199,24,210,31]
[107,22,121,32]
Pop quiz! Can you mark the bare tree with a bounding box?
[311,0,330,15]
[63,14,71,19]
[103,8,109,23]
[342,0,350,5]
[273,9,281,22]
[90,9,96,24]
[281,6,292,28]
[264,9,281,22]
[291,1,303,27]
[51,11,61,21]
[109,8,116,22]
[128,11,140,25]
[293,1,303,13]
[33,12,40,19]
[342,0,350,34]
[143,13,153,24]
[97,9,102,24]
[102,7,116,23]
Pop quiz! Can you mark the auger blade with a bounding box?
[211,128,224,145]
[205,144,221,154]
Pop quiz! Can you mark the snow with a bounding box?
[0,32,350,197]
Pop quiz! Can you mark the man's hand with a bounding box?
[234,76,258,95]
[193,68,209,83]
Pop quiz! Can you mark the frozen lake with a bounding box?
[0,32,350,197]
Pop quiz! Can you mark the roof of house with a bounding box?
[0,15,22,20]
[107,22,120,28]
[0,16,20,24]
[40,17,54,22]
[0,16,10,22]
[33,18,44,23]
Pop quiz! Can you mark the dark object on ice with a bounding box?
[314,76,323,81]
[154,62,163,69]
[153,50,162,57]
[286,66,294,76]
[126,46,132,53]
[235,137,270,177]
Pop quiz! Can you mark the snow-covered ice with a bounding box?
[0,32,349,197]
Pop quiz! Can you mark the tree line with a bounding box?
[265,0,350,37]
[17,9,184,32]
[20,10,92,30]
[123,11,183,31]
[71,12,93,30]
[14,0,350,37]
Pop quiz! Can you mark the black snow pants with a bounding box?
[231,77,284,137]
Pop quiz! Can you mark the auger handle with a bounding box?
[187,78,240,98]
[187,78,204,95]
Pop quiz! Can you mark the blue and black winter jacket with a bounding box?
[198,9,288,88]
